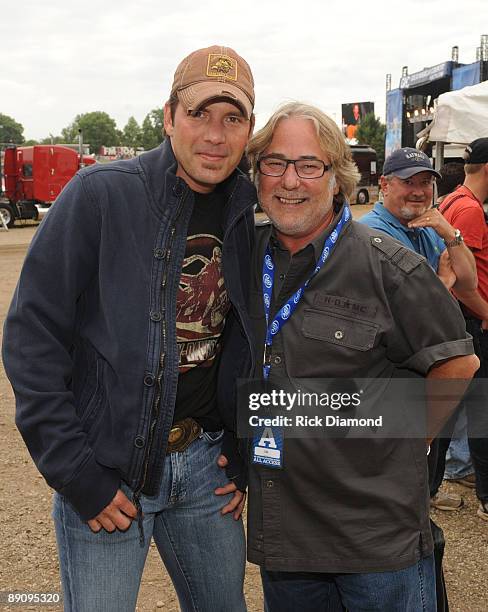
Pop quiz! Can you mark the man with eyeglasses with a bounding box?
[360,149,477,513]
[244,102,478,611]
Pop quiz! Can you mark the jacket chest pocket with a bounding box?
[302,308,379,351]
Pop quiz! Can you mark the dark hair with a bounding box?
[438,162,465,197]
[168,93,178,122]
[162,93,179,138]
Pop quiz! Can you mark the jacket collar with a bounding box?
[137,139,256,223]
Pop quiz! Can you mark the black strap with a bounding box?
[439,190,488,224]
[438,192,465,215]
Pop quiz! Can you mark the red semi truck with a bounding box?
[0,145,95,228]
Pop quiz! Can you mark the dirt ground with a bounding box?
[0,214,487,612]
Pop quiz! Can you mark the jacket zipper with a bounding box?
[132,190,188,544]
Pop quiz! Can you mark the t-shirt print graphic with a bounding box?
[176,233,230,372]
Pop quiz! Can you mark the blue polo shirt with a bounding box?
[359,202,445,271]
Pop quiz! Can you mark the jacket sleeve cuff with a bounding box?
[58,454,120,521]
[221,430,248,492]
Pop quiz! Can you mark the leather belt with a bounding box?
[166,417,202,454]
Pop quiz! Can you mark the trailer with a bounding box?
[421,80,488,168]
[0,144,95,228]
[350,145,379,204]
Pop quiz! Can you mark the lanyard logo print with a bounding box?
[261,205,350,379]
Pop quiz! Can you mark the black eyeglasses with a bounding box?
[257,156,331,179]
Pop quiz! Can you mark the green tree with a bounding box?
[61,112,120,154]
[0,113,25,144]
[355,113,386,173]
[61,123,78,143]
[40,135,64,145]
[122,116,142,148]
[141,108,165,150]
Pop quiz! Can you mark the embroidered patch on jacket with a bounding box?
[313,293,377,318]
[207,54,238,80]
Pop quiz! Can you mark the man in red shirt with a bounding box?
[440,137,488,521]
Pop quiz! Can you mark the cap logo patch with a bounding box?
[405,151,425,161]
[207,54,237,80]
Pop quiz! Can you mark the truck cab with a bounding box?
[1,145,95,228]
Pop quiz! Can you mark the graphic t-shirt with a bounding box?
[173,188,230,430]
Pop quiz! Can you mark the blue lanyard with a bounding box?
[261,205,351,379]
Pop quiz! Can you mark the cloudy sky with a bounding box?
[2,0,486,141]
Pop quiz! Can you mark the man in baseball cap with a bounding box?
[163,45,255,193]
[439,136,488,523]
[361,147,473,290]
[4,45,255,611]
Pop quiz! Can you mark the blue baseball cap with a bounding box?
[383,148,441,179]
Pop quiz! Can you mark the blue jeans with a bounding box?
[261,555,436,612]
[53,431,246,612]
[444,406,474,480]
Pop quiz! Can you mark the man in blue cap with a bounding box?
[360,147,476,294]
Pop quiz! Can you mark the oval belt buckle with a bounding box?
[168,426,184,445]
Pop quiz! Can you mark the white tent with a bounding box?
[428,80,488,144]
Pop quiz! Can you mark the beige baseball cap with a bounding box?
[170,45,255,119]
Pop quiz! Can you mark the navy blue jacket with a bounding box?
[2,141,256,520]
